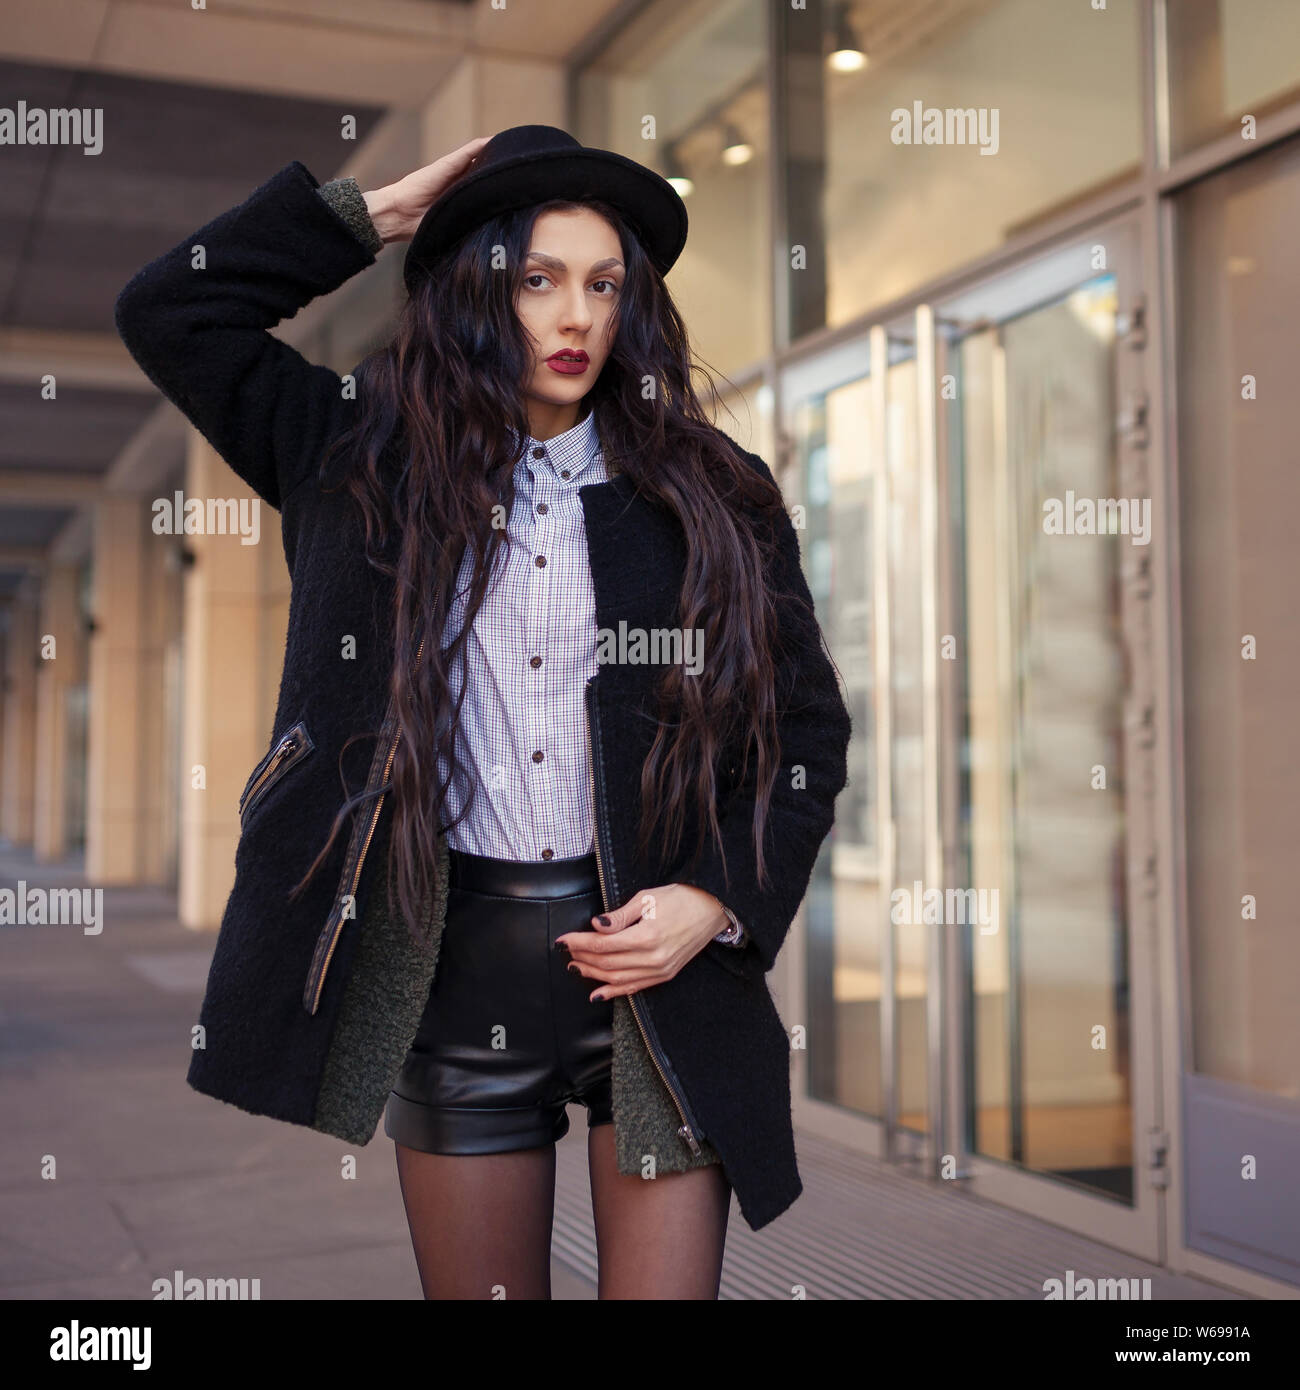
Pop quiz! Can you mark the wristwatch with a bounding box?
[712,904,746,947]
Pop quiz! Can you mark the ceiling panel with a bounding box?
[0,57,390,580]
[0,507,74,548]
[0,58,387,335]
[0,380,157,474]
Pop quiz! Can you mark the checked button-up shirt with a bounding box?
[432,406,746,947]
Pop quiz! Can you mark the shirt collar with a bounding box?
[519,407,602,484]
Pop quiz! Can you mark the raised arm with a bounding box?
[113,139,488,511]
[113,160,384,511]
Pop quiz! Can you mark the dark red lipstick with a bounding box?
[546,348,589,375]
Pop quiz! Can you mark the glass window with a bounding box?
[779,0,1141,339]
[1167,0,1300,159]
[1176,136,1300,1098]
[575,0,770,379]
[787,357,880,1118]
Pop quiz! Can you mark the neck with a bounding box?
[526,397,585,442]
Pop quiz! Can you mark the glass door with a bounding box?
[781,219,1164,1260]
[782,339,883,1140]
[937,220,1162,1258]
[782,329,937,1163]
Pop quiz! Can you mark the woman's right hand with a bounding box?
[362,136,491,244]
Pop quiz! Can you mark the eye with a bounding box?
[523,272,552,290]
[590,279,619,295]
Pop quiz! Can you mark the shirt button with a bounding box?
[529,656,542,668]
[541,848,554,860]
[536,503,548,515]
[532,446,546,460]
[531,750,544,763]
[560,469,571,479]
[535,555,547,567]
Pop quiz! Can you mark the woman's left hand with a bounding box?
[556,884,729,1001]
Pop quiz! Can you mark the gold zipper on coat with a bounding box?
[306,635,427,1016]
[239,725,310,823]
[584,676,703,1157]
[241,740,291,817]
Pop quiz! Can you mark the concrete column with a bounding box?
[33,563,83,861]
[1,581,40,845]
[85,496,146,881]
[0,633,5,820]
[177,435,268,930]
[137,513,182,885]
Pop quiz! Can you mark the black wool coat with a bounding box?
[113,160,852,1233]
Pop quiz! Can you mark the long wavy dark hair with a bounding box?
[289,195,794,943]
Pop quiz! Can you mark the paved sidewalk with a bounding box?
[0,844,598,1299]
[0,844,1247,1301]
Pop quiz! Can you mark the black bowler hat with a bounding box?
[402,124,689,295]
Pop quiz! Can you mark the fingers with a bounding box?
[554,899,642,953]
[589,897,639,932]
[566,944,684,1002]
[556,921,653,963]
[586,981,654,1002]
[567,953,663,980]
[443,135,490,171]
[570,963,667,1003]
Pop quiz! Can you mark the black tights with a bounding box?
[393,1122,731,1299]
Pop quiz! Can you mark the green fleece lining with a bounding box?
[312,816,448,1143]
[612,995,722,1175]
[316,176,385,257]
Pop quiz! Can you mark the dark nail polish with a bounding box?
[567,962,580,974]
[555,940,570,954]
[597,914,611,927]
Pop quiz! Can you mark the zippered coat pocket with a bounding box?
[239,720,315,827]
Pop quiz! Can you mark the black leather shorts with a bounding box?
[383,847,614,1154]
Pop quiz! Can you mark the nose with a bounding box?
[558,281,593,336]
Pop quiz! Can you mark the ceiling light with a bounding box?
[827,3,867,73]
[721,122,753,166]
[664,149,694,198]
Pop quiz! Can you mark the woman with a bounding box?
[114,125,852,1299]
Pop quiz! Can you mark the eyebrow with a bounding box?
[525,252,625,274]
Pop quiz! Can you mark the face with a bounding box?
[515,207,624,421]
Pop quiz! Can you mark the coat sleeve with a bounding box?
[673,443,852,974]
[112,160,379,511]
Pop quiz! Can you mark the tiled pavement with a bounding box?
[0,845,1246,1301]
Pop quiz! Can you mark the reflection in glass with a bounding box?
[950,277,1134,1201]
[793,376,879,1116]
[1167,0,1300,159]
[1176,139,1300,1098]
[575,0,769,378]
[885,343,930,1134]
[779,0,1140,337]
